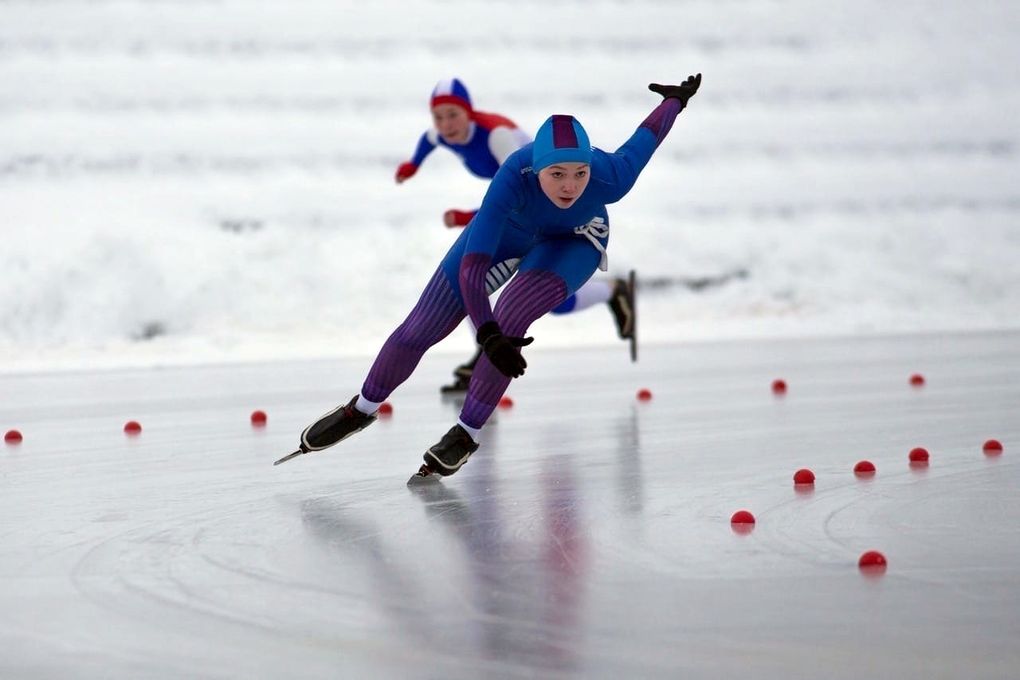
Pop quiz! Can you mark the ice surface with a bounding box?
[2,332,1018,678]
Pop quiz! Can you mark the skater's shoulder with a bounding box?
[472,110,518,131]
[491,144,535,178]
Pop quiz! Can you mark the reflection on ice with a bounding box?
[298,453,590,675]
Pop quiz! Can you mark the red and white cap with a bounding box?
[430,78,472,113]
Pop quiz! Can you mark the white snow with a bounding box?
[2,0,1020,371]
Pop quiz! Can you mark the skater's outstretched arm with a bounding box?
[598,74,702,203]
[395,130,438,183]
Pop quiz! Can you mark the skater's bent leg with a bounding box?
[362,268,466,402]
[460,269,569,429]
[549,279,613,314]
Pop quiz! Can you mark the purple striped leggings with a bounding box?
[361,266,567,429]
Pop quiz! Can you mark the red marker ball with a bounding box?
[771,379,787,395]
[124,421,142,435]
[859,550,887,570]
[730,510,755,524]
[983,439,1003,455]
[909,447,929,462]
[909,373,925,387]
[854,460,876,476]
[498,396,514,409]
[250,410,268,426]
[793,468,815,485]
[378,402,393,416]
[4,429,23,444]
[636,388,653,402]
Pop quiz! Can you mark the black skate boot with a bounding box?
[420,425,479,477]
[300,395,377,452]
[608,273,635,340]
[608,270,637,362]
[440,348,482,394]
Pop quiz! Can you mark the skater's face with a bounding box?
[538,163,590,209]
[432,104,471,144]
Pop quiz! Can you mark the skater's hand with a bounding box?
[477,321,534,378]
[648,74,702,106]
[443,209,475,228]
[395,161,418,183]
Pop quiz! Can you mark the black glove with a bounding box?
[476,321,534,379]
[648,73,702,106]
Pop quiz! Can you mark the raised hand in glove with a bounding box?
[648,73,702,106]
[476,321,534,378]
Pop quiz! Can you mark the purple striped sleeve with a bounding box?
[638,98,683,147]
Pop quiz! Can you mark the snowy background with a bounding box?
[2,0,1020,372]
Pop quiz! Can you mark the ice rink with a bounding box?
[2,331,1018,679]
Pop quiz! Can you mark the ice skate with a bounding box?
[417,424,479,478]
[439,372,471,394]
[608,269,637,361]
[439,348,482,394]
[274,395,377,465]
[301,395,378,451]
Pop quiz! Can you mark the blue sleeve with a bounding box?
[463,160,524,258]
[598,98,684,204]
[409,131,436,167]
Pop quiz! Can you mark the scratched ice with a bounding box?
[2,333,1019,679]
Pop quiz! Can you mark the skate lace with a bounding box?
[573,217,609,271]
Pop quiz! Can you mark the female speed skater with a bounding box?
[395,78,636,392]
[278,74,702,479]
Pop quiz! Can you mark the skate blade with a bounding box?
[273,449,306,466]
[628,269,638,363]
[439,392,467,409]
[406,464,440,486]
